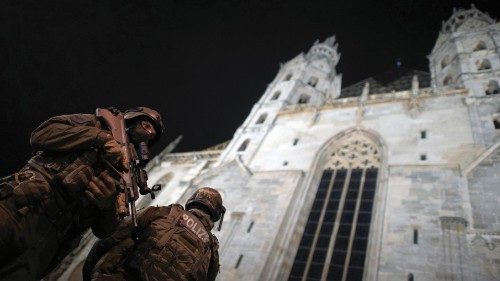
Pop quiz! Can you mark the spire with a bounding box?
[431,5,495,57]
[411,75,419,96]
[360,82,370,102]
[440,5,495,33]
[324,36,336,48]
[306,35,340,66]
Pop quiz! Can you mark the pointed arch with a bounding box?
[288,129,387,281]
[271,91,281,100]
[443,75,453,86]
[486,80,500,95]
[256,113,268,124]
[307,76,319,87]
[441,55,451,69]
[473,41,487,52]
[298,94,311,104]
[238,139,250,152]
[477,59,492,71]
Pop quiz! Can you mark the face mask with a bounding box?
[128,121,155,146]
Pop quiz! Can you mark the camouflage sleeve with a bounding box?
[207,235,220,281]
[30,114,112,152]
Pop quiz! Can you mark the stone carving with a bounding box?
[405,75,424,118]
[355,82,369,126]
[324,134,380,169]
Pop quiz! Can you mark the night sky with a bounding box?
[1,0,498,175]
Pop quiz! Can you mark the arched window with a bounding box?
[486,80,500,95]
[408,273,414,281]
[441,55,451,69]
[298,94,310,104]
[307,76,319,87]
[477,59,492,71]
[473,41,487,52]
[285,73,293,81]
[256,113,267,124]
[443,75,453,86]
[238,139,250,152]
[288,134,381,281]
[271,91,281,100]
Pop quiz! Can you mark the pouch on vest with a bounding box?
[0,179,13,199]
[3,170,52,206]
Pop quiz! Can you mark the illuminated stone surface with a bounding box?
[49,5,500,281]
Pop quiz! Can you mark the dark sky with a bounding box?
[1,0,498,175]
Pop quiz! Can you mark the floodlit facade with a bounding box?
[50,5,500,281]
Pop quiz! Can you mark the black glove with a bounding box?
[59,164,94,197]
[85,171,119,210]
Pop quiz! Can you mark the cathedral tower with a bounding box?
[218,36,342,165]
[428,4,500,96]
[49,7,500,281]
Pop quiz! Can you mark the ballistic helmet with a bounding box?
[186,187,226,229]
[124,107,164,145]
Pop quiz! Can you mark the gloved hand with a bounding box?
[85,171,119,210]
[103,139,129,172]
[59,164,94,197]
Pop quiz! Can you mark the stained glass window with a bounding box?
[288,135,380,281]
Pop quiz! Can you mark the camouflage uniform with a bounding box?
[0,114,121,280]
[85,204,221,281]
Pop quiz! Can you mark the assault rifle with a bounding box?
[96,108,160,226]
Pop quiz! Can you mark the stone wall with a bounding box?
[468,163,500,231]
[180,162,304,281]
[379,166,470,281]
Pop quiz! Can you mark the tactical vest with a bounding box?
[0,150,101,277]
[133,205,217,281]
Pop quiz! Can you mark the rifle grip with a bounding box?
[116,192,128,219]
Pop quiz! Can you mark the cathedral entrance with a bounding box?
[289,134,381,281]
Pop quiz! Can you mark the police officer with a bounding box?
[83,187,225,281]
[0,107,164,280]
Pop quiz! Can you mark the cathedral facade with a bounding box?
[51,5,500,281]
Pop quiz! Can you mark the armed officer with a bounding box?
[0,107,164,280]
[83,187,225,281]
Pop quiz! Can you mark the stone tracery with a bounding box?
[324,134,381,169]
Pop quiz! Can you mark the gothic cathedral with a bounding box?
[51,5,500,281]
